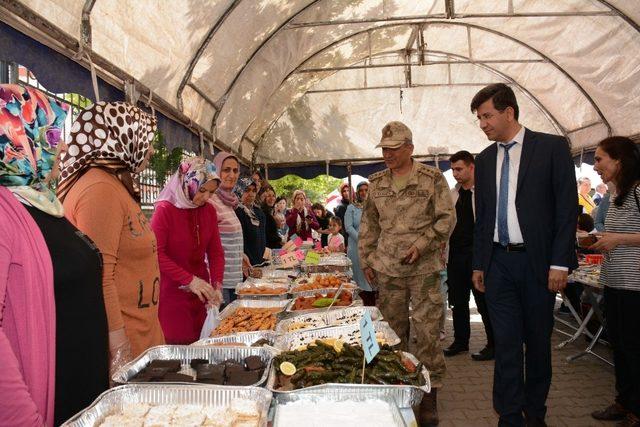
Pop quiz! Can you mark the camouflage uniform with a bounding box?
[359,161,456,388]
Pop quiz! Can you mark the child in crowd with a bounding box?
[326,217,345,253]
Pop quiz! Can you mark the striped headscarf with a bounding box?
[0,84,69,216]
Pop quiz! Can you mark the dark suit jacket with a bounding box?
[472,128,578,284]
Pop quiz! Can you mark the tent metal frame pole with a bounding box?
[80,0,97,48]
[297,58,545,73]
[566,122,605,134]
[307,82,499,94]
[208,0,324,133]
[0,0,249,164]
[176,0,242,111]
[250,43,569,155]
[287,11,624,29]
[247,19,610,152]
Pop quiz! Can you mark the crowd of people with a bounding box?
[1,81,639,427]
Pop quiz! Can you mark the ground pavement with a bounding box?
[414,299,615,427]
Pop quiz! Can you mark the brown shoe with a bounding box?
[418,388,439,426]
[592,403,628,421]
[617,413,640,427]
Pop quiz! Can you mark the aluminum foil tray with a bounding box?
[112,345,274,386]
[273,321,401,351]
[260,268,297,280]
[192,330,276,347]
[62,384,272,427]
[272,392,406,426]
[235,279,291,299]
[275,306,383,334]
[290,282,358,295]
[218,298,292,321]
[267,351,430,408]
[285,288,362,315]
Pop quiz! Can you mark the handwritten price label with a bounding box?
[359,311,380,364]
[305,251,321,265]
[280,252,299,269]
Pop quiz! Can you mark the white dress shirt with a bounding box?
[493,125,525,244]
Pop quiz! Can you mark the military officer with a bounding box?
[359,121,456,426]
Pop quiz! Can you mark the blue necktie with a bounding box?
[498,142,517,246]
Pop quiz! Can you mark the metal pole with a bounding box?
[347,163,353,203]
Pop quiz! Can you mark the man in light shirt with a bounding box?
[470,83,578,427]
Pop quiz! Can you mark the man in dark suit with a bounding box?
[470,83,578,427]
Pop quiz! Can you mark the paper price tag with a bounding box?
[359,312,380,364]
[305,251,321,265]
[294,250,306,261]
[280,252,299,269]
[293,237,303,248]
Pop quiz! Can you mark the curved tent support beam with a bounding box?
[241,20,612,150]
[250,48,570,156]
[209,0,324,132]
[80,0,97,48]
[176,0,243,111]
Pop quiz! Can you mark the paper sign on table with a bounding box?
[359,311,380,364]
[280,252,299,269]
[293,237,303,248]
[289,233,298,241]
[305,251,321,265]
[314,241,322,250]
[294,250,306,261]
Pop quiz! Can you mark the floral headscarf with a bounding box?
[0,84,69,216]
[57,101,157,202]
[156,156,220,209]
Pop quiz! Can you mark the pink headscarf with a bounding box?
[156,157,219,209]
[213,151,239,209]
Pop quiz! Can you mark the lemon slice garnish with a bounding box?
[279,361,297,376]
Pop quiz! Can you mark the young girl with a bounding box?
[326,217,345,253]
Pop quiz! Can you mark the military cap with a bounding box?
[376,121,413,149]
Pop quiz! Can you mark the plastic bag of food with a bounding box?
[200,306,220,339]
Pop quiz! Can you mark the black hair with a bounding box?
[311,202,326,212]
[470,83,519,121]
[449,150,475,165]
[330,216,342,229]
[577,213,594,233]
[597,136,640,207]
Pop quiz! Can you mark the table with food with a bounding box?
[62,264,426,427]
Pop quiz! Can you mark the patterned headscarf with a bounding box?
[57,101,157,202]
[234,175,258,222]
[0,84,69,216]
[156,156,220,209]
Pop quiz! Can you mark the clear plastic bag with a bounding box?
[199,305,220,339]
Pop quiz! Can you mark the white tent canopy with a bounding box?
[4,0,639,166]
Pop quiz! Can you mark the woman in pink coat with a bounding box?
[152,157,224,344]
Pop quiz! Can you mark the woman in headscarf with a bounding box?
[286,189,319,241]
[208,152,249,303]
[58,101,164,372]
[334,183,352,246]
[345,181,374,305]
[151,157,224,344]
[0,84,108,426]
[259,185,282,249]
[235,177,267,266]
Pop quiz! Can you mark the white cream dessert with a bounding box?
[98,400,261,427]
[276,398,400,427]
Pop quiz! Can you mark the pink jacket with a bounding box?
[0,187,56,426]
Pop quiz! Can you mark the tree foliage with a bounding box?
[149,131,183,185]
[268,174,342,204]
